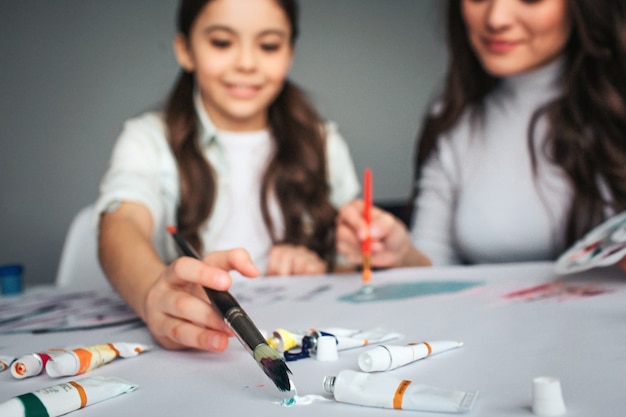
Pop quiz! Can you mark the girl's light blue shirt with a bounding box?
[95,92,359,264]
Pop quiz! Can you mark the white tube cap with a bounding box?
[10,355,42,379]
[532,376,566,416]
[316,336,338,361]
[358,346,391,372]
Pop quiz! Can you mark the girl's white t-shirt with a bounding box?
[210,130,282,272]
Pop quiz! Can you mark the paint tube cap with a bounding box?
[316,335,338,361]
[10,355,43,379]
[532,376,566,416]
[0,264,23,295]
[358,346,391,372]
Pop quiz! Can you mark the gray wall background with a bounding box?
[0,1,447,286]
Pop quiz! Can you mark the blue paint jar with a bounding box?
[0,264,24,295]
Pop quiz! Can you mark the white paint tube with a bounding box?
[45,342,151,377]
[0,376,137,417]
[10,348,70,379]
[358,340,463,372]
[323,370,478,413]
[1,354,16,372]
[329,328,401,351]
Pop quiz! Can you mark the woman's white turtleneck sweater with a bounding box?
[411,60,573,265]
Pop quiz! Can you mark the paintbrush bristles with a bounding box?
[254,344,292,392]
[362,253,372,285]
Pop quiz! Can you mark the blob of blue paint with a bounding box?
[339,281,483,303]
[281,397,296,407]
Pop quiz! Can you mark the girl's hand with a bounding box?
[143,248,259,351]
[336,199,431,268]
[266,244,327,276]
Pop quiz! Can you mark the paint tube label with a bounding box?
[0,376,137,417]
[327,370,477,413]
[46,344,119,377]
[45,342,150,377]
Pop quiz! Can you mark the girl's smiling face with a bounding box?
[462,0,572,77]
[175,0,293,131]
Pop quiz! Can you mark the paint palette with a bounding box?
[555,210,626,274]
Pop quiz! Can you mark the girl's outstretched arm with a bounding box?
[98,201,259,351]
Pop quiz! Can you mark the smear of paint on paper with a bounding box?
[279,395,330,407]
[339,281,483,303]
[504,281,614,302]
[295,284,332,301]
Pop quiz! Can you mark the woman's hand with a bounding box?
[143,248,259,351]
[266,244,327,276]
[336,199,432,268]
[616,255,626,272]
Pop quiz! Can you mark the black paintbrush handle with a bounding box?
[169,229,266,350]
[170,232,202,258]
[204,288,266,349]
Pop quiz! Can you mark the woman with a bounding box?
[337,0,626,269]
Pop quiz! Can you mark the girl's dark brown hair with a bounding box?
[166,0,337,268]
[413,0,626,248]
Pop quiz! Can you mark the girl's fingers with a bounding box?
[204,248,260,278]
[267,246,294,276]
[155,314,230,352]
[164,257,232,291]
[161,288,230,333]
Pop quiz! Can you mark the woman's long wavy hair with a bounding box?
[166,0,337,267]
[414,0,626,247]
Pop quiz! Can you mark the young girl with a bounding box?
[337,0,626,271]
[96,0,359,351]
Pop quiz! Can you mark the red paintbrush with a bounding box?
[362,168,373,288]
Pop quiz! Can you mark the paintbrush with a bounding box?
[167,226,292,392]
[362,168,373,291]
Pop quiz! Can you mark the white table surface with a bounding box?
[1,262,625,416]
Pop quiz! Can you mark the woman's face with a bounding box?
[175,0,293,131]
[461,0,572,77]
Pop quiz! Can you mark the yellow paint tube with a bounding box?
[45,342,151,377]
[0,376,137,417]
